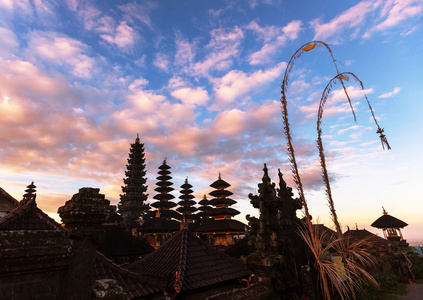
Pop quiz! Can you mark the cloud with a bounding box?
[100,21,138,50]
[26,31,96,78]
[171,86,209,106]
[248,20,302,65]
[299,86,374,119]
[311,0,381,43]
[379,87,401,98]
[212,109,248,137]
[174,33,196,67]
[191,26,244,77]
[245,20,281,43]
[118,1,158,30]
[211,62,286,109]
[0,27,19,58]
[364,0,423,38]
[153,53,171,72]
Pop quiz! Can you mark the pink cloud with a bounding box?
[0,27,19,58]
[212,62,286,109]
[100,21,138,50]
[248,20,302,65]
[191,26,244,77]
[171,87,209,106]
[174,33,196,67]
[153,53,171,72]
[212,109,248,136]
[26,31,96,78]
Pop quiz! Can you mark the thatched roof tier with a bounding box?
[209,198,237,206]
[209,189,233,198]
[371,214,408,229]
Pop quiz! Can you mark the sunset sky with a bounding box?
[1,0,422,242]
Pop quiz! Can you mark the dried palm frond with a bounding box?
[298,225,380,299]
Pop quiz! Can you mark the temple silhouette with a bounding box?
[0,134,413,299]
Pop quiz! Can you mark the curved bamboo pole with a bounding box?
[316,72,390,236]
[280,41,353,241]
[281,40,353,300]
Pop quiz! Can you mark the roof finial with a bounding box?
[135,133,140,143]
[218,172,221,180]
[382,206,388,215]
[163,157,167,165]
[203,194,207,200]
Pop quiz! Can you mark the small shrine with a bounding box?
[371,207,408,243]
[196,173,245,248]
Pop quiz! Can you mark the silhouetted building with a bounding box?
[118,134,150,233]
[371,207,408,243]
[0,187,19,217]
[127,221,252,299]
[196,194,212,223]
[176,178,198,223]
[196,173,246,248]
[140,159,181,248]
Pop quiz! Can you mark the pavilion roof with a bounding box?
[126,227,251,293]
[371,214,408,229]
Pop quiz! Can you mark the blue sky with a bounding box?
[1,0,422,242]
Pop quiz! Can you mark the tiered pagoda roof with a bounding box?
[196,194,212,221]
[150,159,181,220]
[118,134,149,231]
[196,174,246,236]
[176,178,197,222]
[206,173,240,219]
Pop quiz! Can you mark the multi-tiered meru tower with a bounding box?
[118,134,149,233]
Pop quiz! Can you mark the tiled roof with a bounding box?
[94,252,164,298]
[0,187,19,212]
[127,228,252,293]
[0,199,63,231]
[195,219,246,233]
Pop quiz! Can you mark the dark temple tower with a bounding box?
[177,178,197,223]
[118,134,149,233]
[150,159,181,220]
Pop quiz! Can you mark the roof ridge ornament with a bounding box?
[382,206,388,215]
[218,172,221,180]
[135,133,140,143]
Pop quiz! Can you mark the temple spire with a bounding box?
[118,134,149,232]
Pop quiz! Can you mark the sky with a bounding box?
[1,0,422,242]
